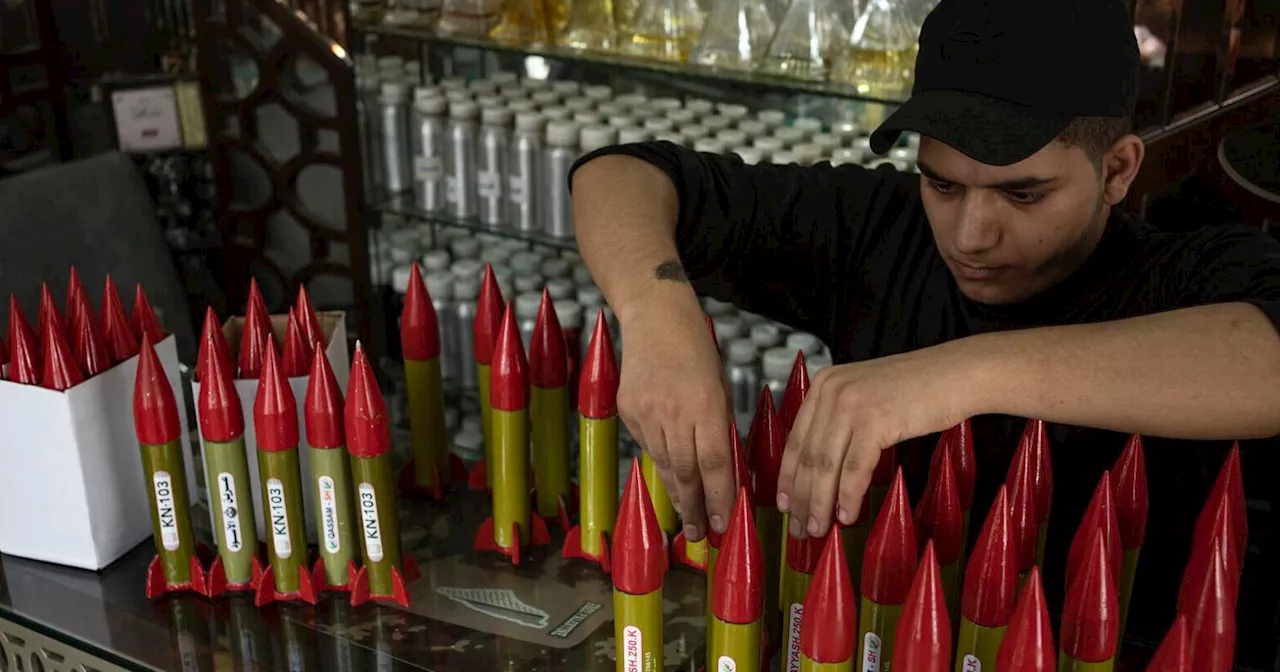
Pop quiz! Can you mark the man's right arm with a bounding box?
[570,141,908,540]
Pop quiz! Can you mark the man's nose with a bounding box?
[953,193,1002,256]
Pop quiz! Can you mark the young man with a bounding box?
[569,0,1280,552]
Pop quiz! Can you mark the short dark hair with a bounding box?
[1056,116,1133,163]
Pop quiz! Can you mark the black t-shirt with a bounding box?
[571,141,1280,648]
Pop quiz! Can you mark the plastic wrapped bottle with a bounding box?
[834,0,920,98]
[757,0,847,81]
[559,0,620,52]
[688,0,774,70]
[620,0,704,62]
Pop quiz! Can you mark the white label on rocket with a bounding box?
[787,603,804,672]
[359,483,384,562]
[153,471,180,551]
[622,625,642,671]
[216,472,243,552]
[861,632,882,672]
[962,654,981,671]
[717,656,736,672]
[318,476,341,554]
[266,478,292,558]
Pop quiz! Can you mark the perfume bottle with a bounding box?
[688,0,775,70]
[490,0,552,45]
[833,0,920,98]
[757,0,847,81]
[559,0,620,52]
[438,0,503,36]
[620,0,705,62]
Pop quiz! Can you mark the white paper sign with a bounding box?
[111,86,182,152]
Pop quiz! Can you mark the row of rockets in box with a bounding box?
[11,263,1238,671]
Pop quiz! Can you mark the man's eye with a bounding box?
[927,180,955,194]
[1004,190,1044,205]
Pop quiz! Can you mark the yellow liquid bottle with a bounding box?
[757,0,847,81]
[490,0,552,45]
[688,0,774,70]
[620,0,704,63]
[833,0,920,98]
[559,0,619,52]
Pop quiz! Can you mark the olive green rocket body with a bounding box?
[312,444,358,587]
[141,439,198,587]
[405,357,450,491]
[351,450,404,593]
[260,449,309,595]
[203,437,259,586]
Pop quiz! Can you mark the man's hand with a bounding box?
[617,299,735,542]
[777,342,979,539]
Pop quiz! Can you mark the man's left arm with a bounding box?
[775,226,1280,539]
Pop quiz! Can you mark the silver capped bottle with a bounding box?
[446,100,480,219]
[543,120,581,240]
[425,271,460,384]
[725,339,761,419]
[452,274,480,389]
[509,111,545,234]
[478,106,513,229]
[412,95,449,213]
[379,81,412,194]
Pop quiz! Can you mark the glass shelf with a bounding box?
[354,20,910,107]
[374,190,581,252]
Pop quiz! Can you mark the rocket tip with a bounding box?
[711,487,763,625]
[473,266,506,366]
[1008,447,1040,574]
[935,419,976,508]
[133,336,181,445]
[1112,434,1148,551]
[1146,615,1189,672]
[747,388,784,505]
[304,347,344,449]
[253,338,299,451]
[197,318,244,443]
[614,459,665,595]
[1061,527,1119,664]
[916,448,963,565]
[962,484,1017,627]
[72,297,110,378]
[295,284,324,350]
[529,289,568,389]
[779,351,810,432]
[281,310,312,378]
[401,262,441,361]
[996,566,1056,672]
[862,469,917,604]
[132,284,165,345]
[489,301,529,412]
[800,528,856,663]
[345,340,392,458]
[102,279,139,364]
[578,309,618,419]
[729,428,752,500]
[892,540,950,672]
[7,301,39,385]
[1066,472,1122,595]
[41,316,83,390]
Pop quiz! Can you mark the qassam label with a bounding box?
[318,476,341,554]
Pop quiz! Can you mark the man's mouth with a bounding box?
[951,259,1009,281]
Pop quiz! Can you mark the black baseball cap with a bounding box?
[869,0,1140,166]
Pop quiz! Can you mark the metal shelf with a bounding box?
[355,21,909,108]
[375,190,580,252]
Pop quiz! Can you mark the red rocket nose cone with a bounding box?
[933,419,975,509]
[41,315,83,390]
[7,297,39,385]
[1179,544,1237,672]
[861,469,917,605]
[1191,444,1247,572]
[1066,472,1122,594]
[474,264,505,366]
[133,336,181,445]
[578,310,618,419]
[996,567,1055,672]
[132,284,166,345]
[197,320,244,443]
[304,347,345,449]
[295,285,324,351]
[747,388,784,506]
[785,531,825,574]
[345,343,392,458]
[73,296,111,377]
[962,485,1017,628]
[402,263,441,361]
[1112,434,1148,551]
[613,459,666,595]
[916,448,963,565]
[711,487,763,625]
[892,541,950,672]
[529,289,568,389]
[253,338,299,451]
[779,351,809,435]
[102,276,139,364]
[1021,419,1053,525]
[66,266,84,320]
[237,300,269,380]
[799,528,856,663]
[1146,615,1189,672]
[1007,447,1039,574]
[489,301,529,412]
[281,310,313,378]
[1060,528,1119,663]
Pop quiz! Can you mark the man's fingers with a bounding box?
[836,443,876,527]
[777,393,817,513]
[695,417,734,534]
[667,426,707,541]
[628,417,683,516]
[798,417,852,539]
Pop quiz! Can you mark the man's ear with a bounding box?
[1101,134,1144,205]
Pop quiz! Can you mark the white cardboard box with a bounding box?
[188,311,349,544]
[0,334,191,570]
